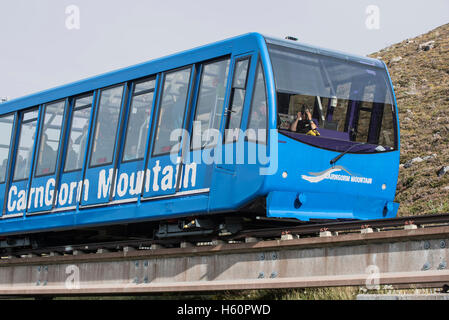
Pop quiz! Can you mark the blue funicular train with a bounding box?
[0,33,399,249]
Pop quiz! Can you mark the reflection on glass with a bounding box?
[64,95,93,172]
[192,58,230,149]
[247,63,268,144]
[90,86,124,166]
[225,58,250,143]
[13,110,39,181]
[270,43,397,151]
[123,79,155,162]
[153,68,191,156]
[233,59,249,89]
[36,101,65,176]
[0,115,14,183]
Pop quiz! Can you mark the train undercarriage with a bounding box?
[0,197,310,255]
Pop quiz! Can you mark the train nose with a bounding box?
[266,191,399,221]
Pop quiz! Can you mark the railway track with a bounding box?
[6,213,449,258]
[237,212,449,239]
[0,213,449,296]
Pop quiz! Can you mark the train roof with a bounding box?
[0,32,385,114]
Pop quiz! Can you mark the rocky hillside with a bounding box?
[369,23,449,216]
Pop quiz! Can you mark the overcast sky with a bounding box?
[0,0,448,100]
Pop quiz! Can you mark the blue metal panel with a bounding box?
[266,190,398,221]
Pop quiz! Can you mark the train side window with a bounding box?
[152,67,192,156]
[225,57,250,143]
[64,95,93,172]
[122,79,156,162]
[35,101,65,177]
[90,85,124,167]
[0,114,15,183]
[191,58,230,150]
[13,109,39,181]
[247,61,268,144]
[379,102,395,147]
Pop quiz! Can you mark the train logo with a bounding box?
[301,165,373,185]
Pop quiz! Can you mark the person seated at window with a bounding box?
[38,133,56,175]
[65,139,78,171]
[290,105,320,136]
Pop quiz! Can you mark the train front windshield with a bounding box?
[268,43,397,153]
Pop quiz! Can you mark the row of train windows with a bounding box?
[0,57,268,184]
[0,79,158,184]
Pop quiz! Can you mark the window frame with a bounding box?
[63,93,94,174]
[246,59,268,145]
[150,66,193,158]
[223,56,251,144]
[12,108,40,182]
[33,99,67,178]
[88,83,126,169]
[0,112,16,184]
[121,77,157,164]
[190,56,231,151]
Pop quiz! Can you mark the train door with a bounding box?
[5,108,41,217]
[55,94,95,210]
[80,84,128,206]
[217,53,256,173]
[112,77,158,203]
[27,100,67,214]
[179,57,231,195]
[0,114,17,217]
[142,66,194,199]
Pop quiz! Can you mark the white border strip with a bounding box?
[142,188,210,201]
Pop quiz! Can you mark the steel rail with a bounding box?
[233,213,449,239]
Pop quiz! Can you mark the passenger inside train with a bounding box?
[289,105,320,136]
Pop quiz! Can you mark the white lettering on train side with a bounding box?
[98,168,114,199]
[45,178,55,206]
[183,162,197,189]
[5,163,197,213]
[17,190,26,211]
[161,166,173,191]
[152,161,161,192]
[129,171,144,196]
[7,186,17,212]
